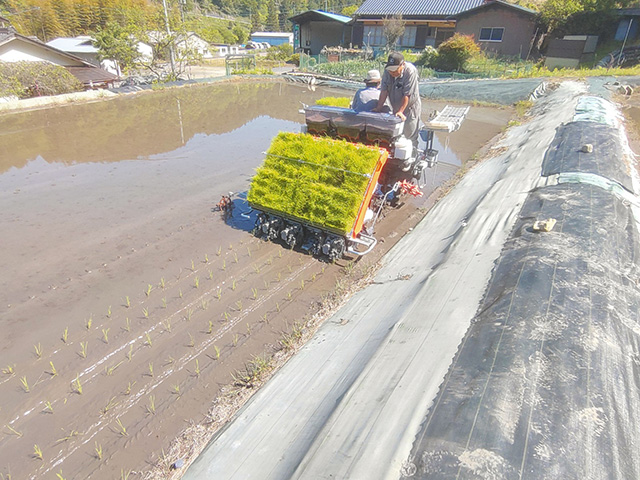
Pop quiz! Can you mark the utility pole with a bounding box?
[161,0,176,76]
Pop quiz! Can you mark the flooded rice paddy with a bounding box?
[0,80,512,479]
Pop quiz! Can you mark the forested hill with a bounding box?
[0,0,361,43]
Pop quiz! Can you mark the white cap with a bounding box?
[364,69,381,83]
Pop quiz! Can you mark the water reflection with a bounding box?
[0,82,330,172]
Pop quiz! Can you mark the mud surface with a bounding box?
[0,80,511,479]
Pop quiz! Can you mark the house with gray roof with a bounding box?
[352,0,485,49]
[454,0,539,59]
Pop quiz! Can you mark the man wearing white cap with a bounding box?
[351,69,390,113]
[373,52,422,143]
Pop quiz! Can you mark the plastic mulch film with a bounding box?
[541,121,634,193]
[401,182,640,479]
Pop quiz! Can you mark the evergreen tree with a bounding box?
[266,0,278,31]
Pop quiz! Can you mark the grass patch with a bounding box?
[247,132,383,234]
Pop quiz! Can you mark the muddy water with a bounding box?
[0,80,510,480]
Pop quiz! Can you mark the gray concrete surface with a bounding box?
[183,82,587,480]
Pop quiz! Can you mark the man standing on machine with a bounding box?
[373,52,422,144]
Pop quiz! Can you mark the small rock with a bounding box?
[581,144,593,153]
[172,459,185,469]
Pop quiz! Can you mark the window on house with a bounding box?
[479,27,504,42]
[397,26,417,47]
[363,26,384,46]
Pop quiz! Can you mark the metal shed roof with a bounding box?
[289,10,352,24]
[355,0,484,17]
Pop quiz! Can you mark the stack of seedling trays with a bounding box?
[303,105,403,147]
[248,132,389,239]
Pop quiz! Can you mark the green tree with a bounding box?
[94,22,140,73]
[341,5,358,17]
[266,0,278,31]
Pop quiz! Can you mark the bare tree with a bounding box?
[383,13,405,51]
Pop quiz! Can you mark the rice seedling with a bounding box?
[20,376,29,393]
[163,319,172,333]
[223,311,230,322]
[86,315,93,330]
[126,345,133,361]
[105,360,123,376]
[44,400,54,413]
[276,302,281,312]
[252,264,260,274]
[124,381,136,395]
[194,276,200,289]
[233,334,239,347]
[5,424,22,436]
[300,279,305,290]
[165,356,175,365]
[33,343,42,359]
[252,288,258,300]
[217,288,222,300]
[276,272,282,282]
[216,246,222,256]
[142,307,149,318]
[208,269,214,280]
[124,317,131,332]
[278,250,283,258]
[101,396,118,415]
[207,321,213,334]
[33,444,43,460]
[56,429,80,444]
[222,259,226,271]
[263,279,269,289]
[204,253,209,264]
[287,264,292,273]
[2,364,15,376]
[186,309,193,321]
[115,418,127,436]
[144,333,152,347]
[107,305,111,318]
[121,469,131,480]
[159,277,165,289]
[79,341,88,358]
[148,362,154,377]
[262,313,268,323]
[102,328,110,344]
[321,266,326,274]
[231,279,237,291]
[146,395,156,415]
[49,361,57,377]
[287,291,292,301]
[56,470,66,480]
[146,284,153,296]
[95,442,103,460]
[191,259,195,271]
[62,327,69,344]
[194,359,200,377]
[311,273,317,282]
[125,296,130,308]
[233,252,239,264]
[247,323,252,335]
[162,297,167,309]
[172,383,181,396]
[201,299,209,311]
[72,374,82,394]
[179,289,183,299]
[214,345,221,359]
[267,256,273,265]
[229,243,233,250]
[236,300,243,311]
[187,332,195,348]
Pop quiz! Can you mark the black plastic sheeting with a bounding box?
[541,121,634,193]
[402,181,640,479]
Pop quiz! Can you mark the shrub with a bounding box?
[266,43,294,61]
[288,53,300,66]
[247,132,383,233]
[0,62,83,99]
[416,46,438,67]
[434,34,481,72]
[315,97,351,108]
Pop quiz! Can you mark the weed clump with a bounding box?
[248,133,382,234]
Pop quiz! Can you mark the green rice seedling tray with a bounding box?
[248,132,388,236]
